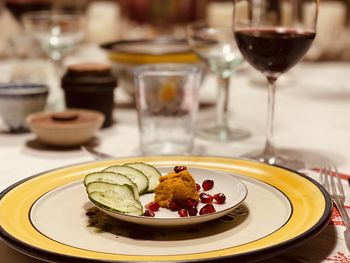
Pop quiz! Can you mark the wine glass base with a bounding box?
[196,125,250,142]
[245,151,305,170]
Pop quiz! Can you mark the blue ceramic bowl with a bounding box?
[0,83,49,132]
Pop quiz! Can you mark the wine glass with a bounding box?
[232,0,318,168]
[22,10,85,74]
[186,22,250,142]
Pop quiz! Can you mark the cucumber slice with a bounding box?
[87,182,143,214]
[89,192,143,216]
[84,172,139,200]
[124,162,161,192]
[103,165,149,194]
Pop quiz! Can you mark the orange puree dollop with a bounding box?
[154,170,199,208]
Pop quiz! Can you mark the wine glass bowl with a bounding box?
[186,22,250,141]
[22,11,85,65]
[232,0,318,168]
[187,24,243,77]
[234,26,315,80]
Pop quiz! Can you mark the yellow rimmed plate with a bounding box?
[0,156,332,262]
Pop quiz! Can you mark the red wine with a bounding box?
[234,28,315,75]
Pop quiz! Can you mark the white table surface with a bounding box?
[0,60,350,262]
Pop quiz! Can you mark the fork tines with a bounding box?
[321,165,345,199]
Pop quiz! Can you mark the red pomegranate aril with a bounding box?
[169,200,180,211]
[144,210,155,217]
[174,166,187,173]
[188,207,198,216]
[196,183,201,191]
[145,201,160,211]
[186,198,198,208]
[202,179,214,191]
[200,192,213,203]
[199,204,216,215]
[178,208,188,217]
[213,193,226,204]
[207,203,216,213]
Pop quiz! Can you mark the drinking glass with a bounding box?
[22,11,85,74]
[232,0,318,168]
[134,63,201,155]
[186,22,250,142]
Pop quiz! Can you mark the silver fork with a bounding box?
[320,165,350,251]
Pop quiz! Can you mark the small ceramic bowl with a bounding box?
[26,109,105,147]
[0,83,49,132]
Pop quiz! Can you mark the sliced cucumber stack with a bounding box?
[84,171,139,200]
[103,165,149,194]
[124,162,161,193]
[84,162,162,216]
[87,182,143,215]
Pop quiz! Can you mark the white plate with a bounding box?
[95,166,248,227]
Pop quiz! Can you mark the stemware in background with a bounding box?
[232,0,318,168]
[186,22,250,142]
[22,10,85,75]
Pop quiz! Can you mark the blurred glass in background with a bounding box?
[1,0,350,65]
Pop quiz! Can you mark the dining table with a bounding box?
[0,46,349,262]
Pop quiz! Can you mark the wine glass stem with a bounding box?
[263,77,277,157]
[216,75,230,130]
[52,58,64,78]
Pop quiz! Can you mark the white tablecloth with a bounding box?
[0,61,350,262]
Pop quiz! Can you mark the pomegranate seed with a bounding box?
[188,207,198,216]
[145,201,160,211]
[200,192,213,203]
[196,183,201,191]
[206,203,216,213]
[202,179,214,191]
[169,200,180,211]
[213,193,226,204]
[174,166,187,173]
[144,210,155,217]
[186,198,198,208]
[178,208,188,217]
[199,204,216,215]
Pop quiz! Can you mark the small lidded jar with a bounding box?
[61,63,117,128]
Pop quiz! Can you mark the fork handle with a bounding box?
[81,146,114,160]
[334,200,350,227]
[344,229,350,252]
[334,200,350,251]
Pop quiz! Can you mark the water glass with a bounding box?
[134,64,201,155]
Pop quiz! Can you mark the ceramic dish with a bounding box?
[100,38,204,97]
[93,167,248,227]
[26,109,104,147]
[0,82,48,132]
[0,156,332,263]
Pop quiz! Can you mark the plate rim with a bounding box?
[0,156,332,263]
